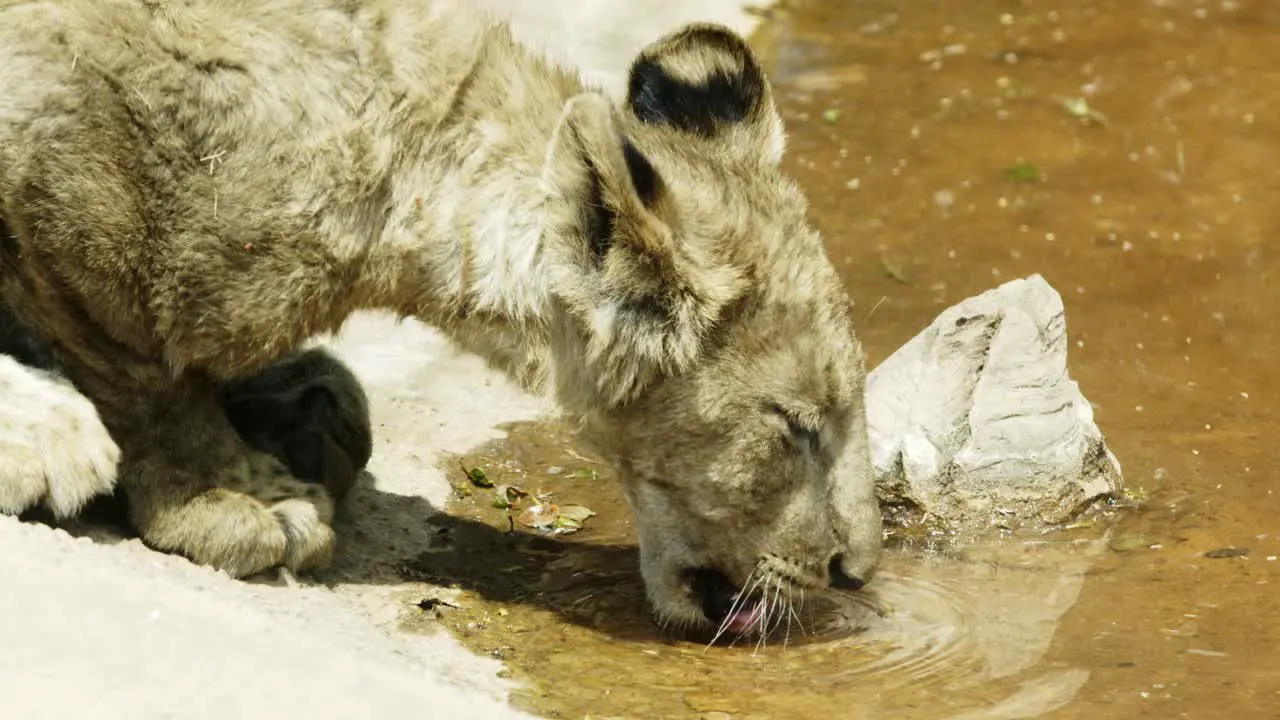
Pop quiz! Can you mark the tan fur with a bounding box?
[0,0,881,629]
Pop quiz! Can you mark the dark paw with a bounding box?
[221,348,373,502]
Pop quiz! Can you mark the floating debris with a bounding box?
[1204,547,1249,559]
[1109,534,1156,553]
[493,484,531,509]
[556,505,597,532]
[822,108,841,124]
[517,503,560,529]
[1183,648,1229,658]
[879,256,912,284]
[516,502,597,536]
[416,597,460,612]
[1004,161,1044,183]
[1121,486,1151,505]
[461,463,494,488]
[1055,96,1110,127]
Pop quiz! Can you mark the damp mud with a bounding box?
[398,1,1280,718]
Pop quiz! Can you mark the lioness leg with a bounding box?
[91,359,337,577]
[1,311,369,529]
[2,289,370,506]
[1,277,335,576]
[221,348,373,503]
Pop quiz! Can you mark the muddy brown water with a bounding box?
[397,2,1280,718]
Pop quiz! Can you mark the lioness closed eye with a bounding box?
[0,0,882,634]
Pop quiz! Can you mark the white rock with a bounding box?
[865,274,1123,529]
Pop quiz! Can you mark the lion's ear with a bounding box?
[626,24,785,165]
[541,93,744,411]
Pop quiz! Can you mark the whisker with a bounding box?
[768,581,787,649]
[705,566,761,650]
[782,584,795,650]
[767,580,785,637]
[725,570,769,650]
[752,579,769,656]
[753,576,786,656]
[765,579,779,650]
[793,587,809,636]
[706,570,750,649]
[788,595,807,637]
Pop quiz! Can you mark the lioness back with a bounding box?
[0,0,487,246]
[0,0,579,371]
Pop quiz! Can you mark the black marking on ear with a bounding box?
[627,30,765,136]
[582,156,617,263]
[621,138,660,207]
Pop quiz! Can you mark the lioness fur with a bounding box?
[0,0,883,633]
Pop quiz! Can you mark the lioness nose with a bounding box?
[827,554,866,591]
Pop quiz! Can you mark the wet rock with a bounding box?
[865,274,1123,529]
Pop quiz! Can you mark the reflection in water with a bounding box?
[399,421,1109,719]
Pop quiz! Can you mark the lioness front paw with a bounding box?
[221,348,373,502]
[136,453,335,578]
[0,356,120,518]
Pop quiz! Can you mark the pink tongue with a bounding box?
[724,601,763,634]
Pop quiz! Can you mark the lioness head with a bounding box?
[540,24,882,636]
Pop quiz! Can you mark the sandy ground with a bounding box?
[0,2,760,718]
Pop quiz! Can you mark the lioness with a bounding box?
[0,0,882,635]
